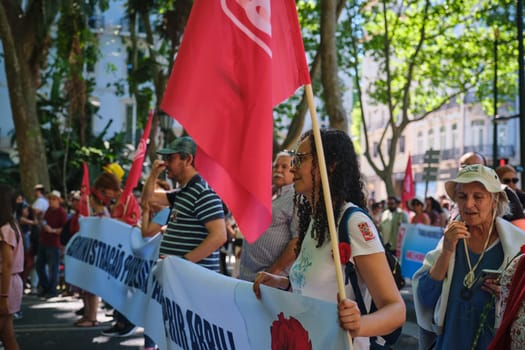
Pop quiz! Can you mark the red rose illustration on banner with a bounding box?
[271,312,312,350]
[521,244,525,254]
[339,242,351,264]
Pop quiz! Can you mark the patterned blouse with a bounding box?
[500,254,525,350]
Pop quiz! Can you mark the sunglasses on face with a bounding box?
[290,152,313,169]
[502,177,519,184]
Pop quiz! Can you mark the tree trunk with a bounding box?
[0,1,50,200]
[320,0,348,132]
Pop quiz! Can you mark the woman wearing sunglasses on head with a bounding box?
[496,165,525,209]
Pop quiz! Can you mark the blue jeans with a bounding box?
[36,245,60,296]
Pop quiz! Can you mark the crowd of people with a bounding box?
[3,137,525,350]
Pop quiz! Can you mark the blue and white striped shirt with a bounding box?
[160,175,225,271]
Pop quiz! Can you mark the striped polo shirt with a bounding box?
[160,174,225,271]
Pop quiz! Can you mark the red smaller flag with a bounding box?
[401,154,415,211]
[78,162,90,216]
[122,110,154,201]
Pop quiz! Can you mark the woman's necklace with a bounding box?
[462,218,495,295]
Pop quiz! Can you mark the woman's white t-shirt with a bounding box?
[289,203,384,349]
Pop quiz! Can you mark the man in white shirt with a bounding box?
[32,184,49,220]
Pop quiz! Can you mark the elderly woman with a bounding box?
[413,164,525,350]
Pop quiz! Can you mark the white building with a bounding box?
[359,94,521,202]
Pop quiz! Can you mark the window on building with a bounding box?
[417,131,423,153]
[440,126,446,150]
[452,124,458,151]
[498,124,507,146]
[373,142,378,157]
[471,120,485,149]
[428,128,434,150]
[399,135,405,153]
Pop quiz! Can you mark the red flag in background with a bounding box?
[78,162,90,216]
[112,110,154,224]
[161,0,310,243]
[122,109,154,202]
[401,154,415,211]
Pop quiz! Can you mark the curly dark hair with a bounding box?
[295,129,367,253]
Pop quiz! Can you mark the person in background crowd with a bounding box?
[370,201,384,228]
[73,187,111,328]
[141,136,226,350]
[380,196,408,255]
[60,191,81,296]
[409,197,431,225]
[253,129,405,349]
[36,190,67,299]
[425,196,447,227]
[0,185,24,350]
[31,184,49,221]
[93,171,141,336]
[30,184,48,294]
[239,151,298,282]
[140,182,171,350]
[14,194,37,292]
[460,151,525,222]
[413,164,525,350]
[496,165,525,208]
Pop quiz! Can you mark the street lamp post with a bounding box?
[518,0,525,169]
[493,27,499,168]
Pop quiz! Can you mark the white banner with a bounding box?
[65,217,349,350]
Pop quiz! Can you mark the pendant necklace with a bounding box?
[461,220,494,299]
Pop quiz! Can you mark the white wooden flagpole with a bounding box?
[304,84,353,349]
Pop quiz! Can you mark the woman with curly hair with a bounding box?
[0,185,23,349]
[253,129,405,349]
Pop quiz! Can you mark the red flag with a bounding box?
[121,109,154,202]
[78,162,90,216]
[160,0,310,242]
[401,154,415,211]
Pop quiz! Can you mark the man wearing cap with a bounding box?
[413,164,525,350]
[142,136,227,269]
[36,190,67,298]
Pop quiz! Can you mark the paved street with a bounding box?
[13,283,419,350]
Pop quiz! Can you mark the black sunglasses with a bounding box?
[502,177,519,184]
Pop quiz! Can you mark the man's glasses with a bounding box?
[290,151,313,169]
[502,177,519,184]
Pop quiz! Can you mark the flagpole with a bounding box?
[305,84,353,349]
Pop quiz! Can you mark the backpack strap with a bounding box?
[338,205,403,347]
[337,205,370,315]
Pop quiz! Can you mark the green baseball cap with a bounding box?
[157,136,196,156]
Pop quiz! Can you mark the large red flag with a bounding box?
[401,154,415,211]
[78,162,90,216]
[161,0,310,242]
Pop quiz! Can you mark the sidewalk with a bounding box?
[15,293,145,349]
